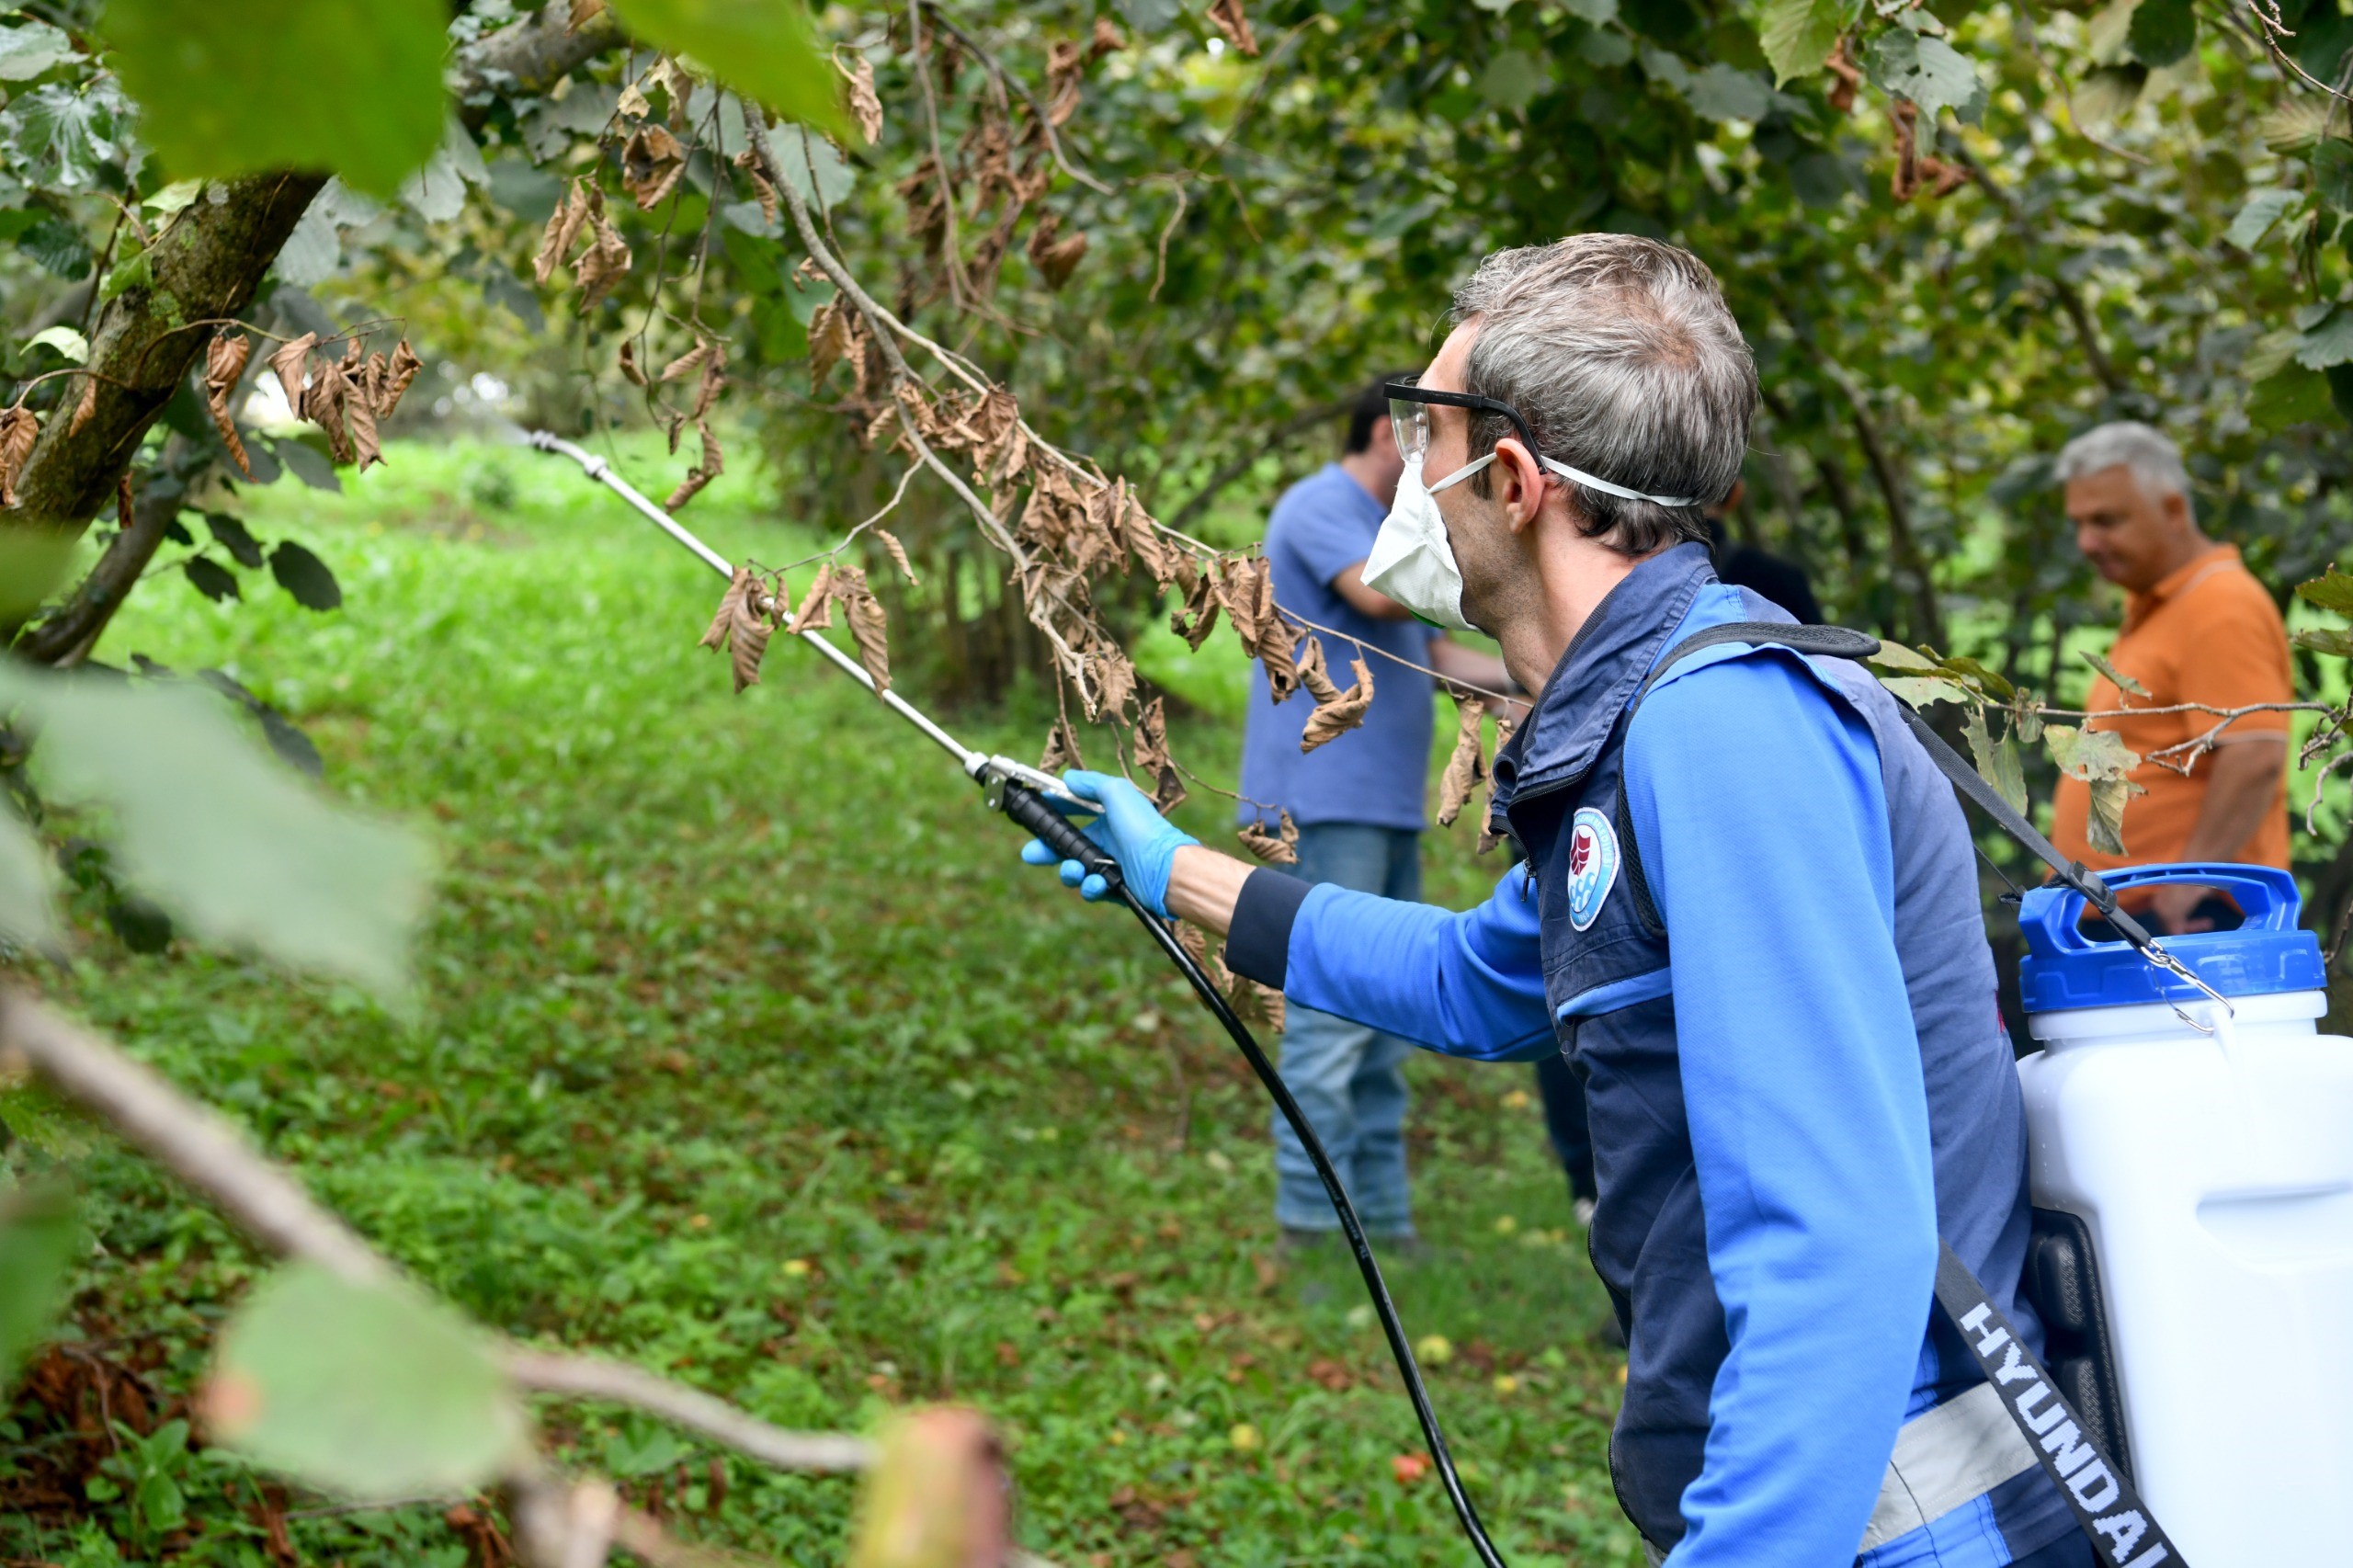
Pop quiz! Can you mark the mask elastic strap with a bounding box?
[1539,456,1699,508]
[1424,453,1495,494]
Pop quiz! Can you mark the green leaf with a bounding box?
[1863,29,1982,121]
[1759,0,1847,85]
[1565,0,1621,22]
[2226,187,2301,250]
[1963,706,2029,815]
[0,529,75,626]
[0,1184,78,1385]
[2045,722,2141,782]
[1113,0,1182,29]
[0,665,430,998]
[268,542,342,611]
[2247,366,2336,432]
[2294,308,2353,370]
[2294,564,2353,615]
[2126,0,2196,67]
[203,515,265,571]
[1933,653,2014,699]
[1477,51,1552,111]
[0,20,74,81]
[207,1266,527,1502]
[2080,650,2149,696]
[2314,140,2353,212]
[1684,62,1772,120]
[2292,626,2353,658]
[2087,777,2136,857]
[100,0,448,196]
[22,324,86,362]
[0,803,59,951]
[184,557,241,603]
[605,0,847,137]
[6,81,135,192]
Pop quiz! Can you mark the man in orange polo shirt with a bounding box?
[2050,421,2292,933]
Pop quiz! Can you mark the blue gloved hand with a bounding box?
[1018,769,1198,918]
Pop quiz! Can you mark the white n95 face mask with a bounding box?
[1362,452,1494,633]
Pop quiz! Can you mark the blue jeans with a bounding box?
[1271,823,1420,1235]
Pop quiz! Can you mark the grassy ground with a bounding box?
[3,437,1636,1567]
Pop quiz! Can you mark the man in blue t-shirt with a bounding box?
[1239,377,1510,1249]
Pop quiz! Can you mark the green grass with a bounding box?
[4,438,1636,1567]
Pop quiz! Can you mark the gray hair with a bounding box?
[1449,234,1756,555]
[2053,421,2194,522]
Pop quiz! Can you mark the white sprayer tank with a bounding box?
[2015,862,2353,1568]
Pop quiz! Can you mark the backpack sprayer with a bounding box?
[520,430,1512,1567]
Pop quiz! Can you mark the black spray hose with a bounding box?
[994,777,1510,1568]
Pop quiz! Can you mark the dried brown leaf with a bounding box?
[301,358,356,465]
[701,564,755,652]
[267,333,316,415]
[1133,695,1184,811]
[663,421,723,513]
[202,331,255,478]
[1086,644,1139,721]
[65,372,97,439]
[1259,620,1300,704]
[691,340,728,421]
[618,340,648,387]
[787,562,836,633]
[116,472,133,533]
[533,182,589,286]
[1040,716,1086,774]
[574,201,633,308]
[697,565,774,692]
[842,53,883,144]
[1437,697,1489,828]
[618,78,652,120]
[1236,809,1299,866]
[1170,557,1221,651]
[1044,39,1086,126]
[1027,214,1088,290]
[658,340,711,384]
[1296,635,1338,705]
[1091,17,1125,58]
[1214,556,1273,651]
[380,341,422,418]
[745,167,779,226]
[0,404,38,506]
[1301,654,1374,754]
[835,562,892,694]
[1206,0,1259,55]
[566,0,606,31]
[873,528,920,584]
[623,124,688,210]
[808,300,856,391]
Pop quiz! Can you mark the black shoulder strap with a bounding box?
[1615,621,2189,1568]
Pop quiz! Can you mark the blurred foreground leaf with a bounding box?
[100,0,447,195]
[0,665,429,997]
[607,0,847,136]
[0,1184,78,1384]
[207,1265,526,1501]
[0,804,59,950]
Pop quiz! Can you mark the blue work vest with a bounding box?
[1489,543,2046,1551]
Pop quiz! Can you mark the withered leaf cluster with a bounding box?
[664,422,724,514]
[1025,212,1088,291]
[1297,638,1376,754]
[1236,808,1299,866]
[622,124,687,210]
[1039,716,1086,774]
[841,51,884,144]
[700,564,776,693]
[534,179,631,306]
[265,333,420,472]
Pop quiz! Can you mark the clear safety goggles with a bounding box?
[1383,376,1701,508]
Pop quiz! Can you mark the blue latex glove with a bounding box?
[1018,769,1197,918]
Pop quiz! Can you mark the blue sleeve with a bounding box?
[1623,654,1938,1568]
[1280,869,1555,1061]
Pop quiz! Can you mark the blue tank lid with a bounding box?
[2018,862,2325,1015]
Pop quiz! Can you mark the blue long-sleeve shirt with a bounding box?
[1259,645,1945,1564]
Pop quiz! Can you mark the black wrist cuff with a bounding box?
[1225,868,1310,991]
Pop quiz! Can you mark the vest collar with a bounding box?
[1491,541,1718,813]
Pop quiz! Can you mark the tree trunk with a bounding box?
[5,2,621,653]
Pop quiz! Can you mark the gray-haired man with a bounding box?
[1025,234,2095,1566]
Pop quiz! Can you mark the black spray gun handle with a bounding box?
[986,773,1124,895]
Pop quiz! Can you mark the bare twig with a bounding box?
[504,1351,873,1473]
[779,462,920,571]
[0,993,390,1284]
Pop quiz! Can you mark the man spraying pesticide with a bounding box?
[1020,236,2170,1568]
[535,238,2299,1566]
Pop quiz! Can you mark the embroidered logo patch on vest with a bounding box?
[1566,806,1620,931]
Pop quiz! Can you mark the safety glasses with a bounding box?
[1385,376,1544,467]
